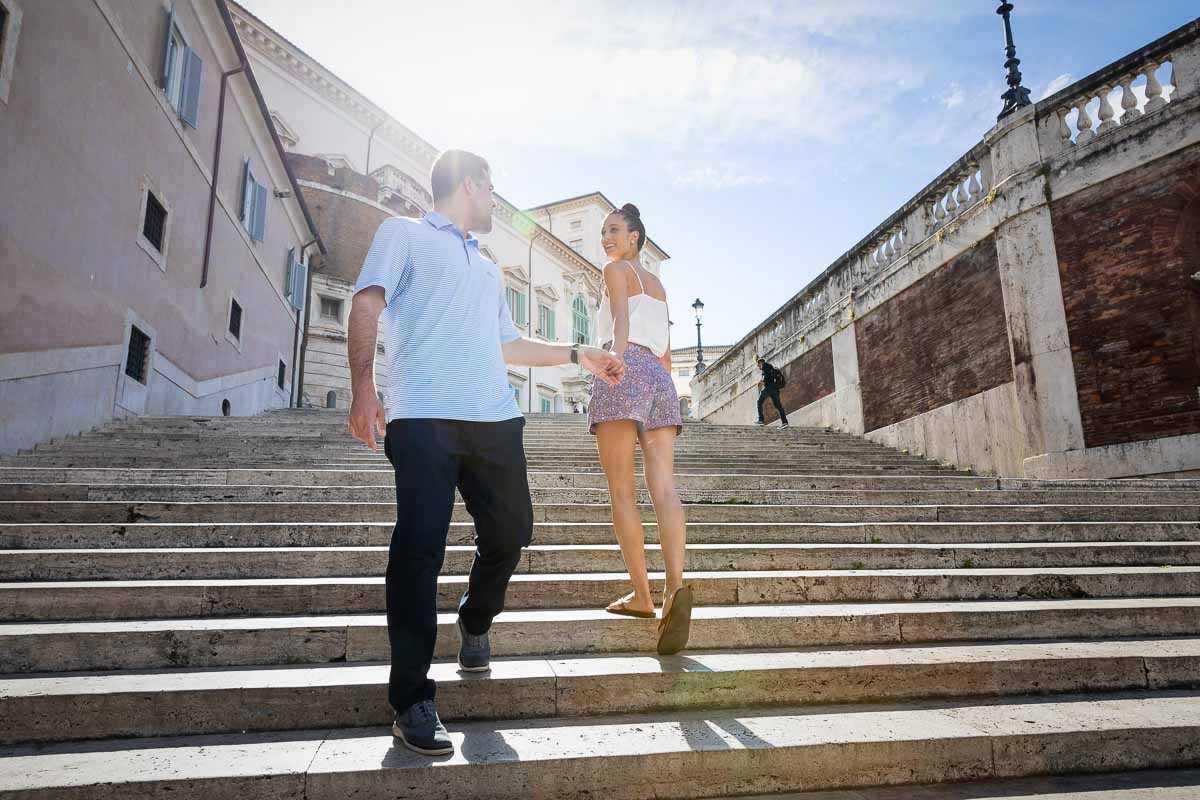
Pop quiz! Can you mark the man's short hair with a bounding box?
[430,150,490,203]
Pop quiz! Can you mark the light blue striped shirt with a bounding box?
[355,212,523,422]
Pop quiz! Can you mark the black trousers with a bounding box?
[383,417,533,713]
[757,387,788,424]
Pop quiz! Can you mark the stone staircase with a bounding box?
[1,409,1199,798]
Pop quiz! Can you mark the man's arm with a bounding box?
[502,338,625,385]
[347,286,387,451]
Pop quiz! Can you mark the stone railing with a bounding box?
[1036,20,1197,157]
[698,137,993,403]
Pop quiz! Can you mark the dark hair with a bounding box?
[430,150,490,203]
[613,202,647,252]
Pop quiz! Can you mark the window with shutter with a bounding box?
[284,248,296,300]
[251,182,267,242]
[180,48,202,128]
[572,295,590,345]
[291,258,307,312]
[240,160,253,225]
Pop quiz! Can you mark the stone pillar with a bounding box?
[832,321,865,435]
[986,106,1086,468]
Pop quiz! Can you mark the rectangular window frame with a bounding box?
[537,304,556,340]
[239,159,268,242]
[135,176,171,272]
[225,291,244,352]
[319,296,343,322]
[507,286,527,327]
[277,358,287,391]
[0,0,22,106]
[540,395,553,414]
[125,326,151,385]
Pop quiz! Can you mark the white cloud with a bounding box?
[1039,73,1075,100]
[672,165,772,189]
[939,82,965,109]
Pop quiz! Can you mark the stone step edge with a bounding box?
[0,692,1197,798]
[2,638,1196,745]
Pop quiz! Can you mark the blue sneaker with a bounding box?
[392,700,453,756]
[457,618,491,672]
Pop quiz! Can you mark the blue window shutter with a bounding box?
[239,160,250,223]
[251,183,267,242]
[161,5,176,88]
[292,259,308,312]
[285,247,296,300]
[180,48,203,128]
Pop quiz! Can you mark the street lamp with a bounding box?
[996,1,1032,120]
[692,298,705,373]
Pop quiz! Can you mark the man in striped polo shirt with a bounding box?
[346,150,625,756]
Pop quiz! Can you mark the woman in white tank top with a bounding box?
[588,203,692,655]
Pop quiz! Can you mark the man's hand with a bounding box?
[349,392,387,451]
[579,346,625,385]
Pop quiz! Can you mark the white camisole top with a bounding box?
[596,261,671,357]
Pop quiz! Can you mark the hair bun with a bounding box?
[620,203,641,218]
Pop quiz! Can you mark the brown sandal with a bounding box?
[605,593,656,619]
[656,586,694,655]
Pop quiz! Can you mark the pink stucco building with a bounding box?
[0,0,323,454]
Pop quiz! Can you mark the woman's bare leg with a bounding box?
[595,419,653,613]
[638,426,686,598]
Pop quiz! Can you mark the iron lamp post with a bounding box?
[692,298,705,374]
[996,1,1033,120]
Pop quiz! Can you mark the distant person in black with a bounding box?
[755,355,789,428]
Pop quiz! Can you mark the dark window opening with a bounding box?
[0,7,9,59]
[221,399,231,416]
[326,390,337,409]
[228,299,242,340]
[125,326,150,384]
[142,191,167,253]
[277,359,286,390]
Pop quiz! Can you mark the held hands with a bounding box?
[579,346,626,385]
[348,392,387,451]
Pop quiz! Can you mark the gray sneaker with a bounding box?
[392,700,453,756]
[457,618,491,672]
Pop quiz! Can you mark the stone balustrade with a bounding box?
[695,18,1200,481]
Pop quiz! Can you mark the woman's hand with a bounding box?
[580,346,626,385]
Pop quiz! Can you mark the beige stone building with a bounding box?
[0,0,323,454]
[229,4,671,414]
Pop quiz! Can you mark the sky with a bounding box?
[239,0,1197,348]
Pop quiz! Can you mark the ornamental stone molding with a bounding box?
[230,5,439,168]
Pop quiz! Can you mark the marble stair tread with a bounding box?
[3,521,1197,549]
[721,769,1200,799]
[3,639,1199,745]
[2,693,1199,799]
[5,598,1200,674]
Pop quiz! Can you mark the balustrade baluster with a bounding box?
[1096,85,1117,134]
[1145,61,1167,113]
[1075,98,1095,144]
[1118,75,1141,122]
[1056,108,1073,145]
[968,166,983,198]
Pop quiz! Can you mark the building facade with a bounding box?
[229,3,669,414]
[670,344,731,418]
[0,0,322,455]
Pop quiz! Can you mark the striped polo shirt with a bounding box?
[354,212,523,422]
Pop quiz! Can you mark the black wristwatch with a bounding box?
[570,343,580,364]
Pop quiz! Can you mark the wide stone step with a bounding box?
[6,483,1200,508]
[3,501,1196,524]
[2,638,1196,745]
[2,692,1198,799]
[3,542,1198,582]
[3,598,1199,672]
[3,521,1198,549]
[5,567,1199,622]
[722,769,1200,800]
[0,469,1000,490]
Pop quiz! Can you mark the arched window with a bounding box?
[326,390,337,409]
[572,295,590,345]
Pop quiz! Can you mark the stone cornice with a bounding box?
[229,3,439,168]
[493,199,602,279]
[529,193,670,261]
